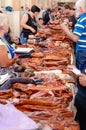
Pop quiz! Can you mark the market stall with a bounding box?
[0,16,79,129]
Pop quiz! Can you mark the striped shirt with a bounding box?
[73,13,86,49]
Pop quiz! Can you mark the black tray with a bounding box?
[34,37,46,42]
[18,53,32,59]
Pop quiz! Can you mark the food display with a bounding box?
[0,20,79,130]
[0,73,79,129]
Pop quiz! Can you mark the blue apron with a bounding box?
[6,41,15,58]
[0,37,15,58]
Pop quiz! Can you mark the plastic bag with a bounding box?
[0,104,38,130]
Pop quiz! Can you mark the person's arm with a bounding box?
[0,45,16,67]
[60,23,79,42]
[79,74,86,87]
[21,14,36,33]
[8,29,19,44]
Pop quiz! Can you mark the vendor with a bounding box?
[0,13,16,68]
[20,5,40,44]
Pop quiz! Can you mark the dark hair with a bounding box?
[47,8,51,12]
[38,17,43,20]
[31,5,40,13]
[64,4,71,10]
[0,10,3,13]
[58,7,61,11]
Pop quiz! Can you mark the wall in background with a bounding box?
[0,0,76,36]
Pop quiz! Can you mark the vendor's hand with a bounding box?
[79,73,86,87]
[14,54,18,60]
[50,20,55,24]
[11,54,18,64]
[9,55,18,66]
[13,38,19,44]
[30,28,36,33]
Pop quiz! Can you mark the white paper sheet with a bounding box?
[15,48,34,53]
[0,104,38,130]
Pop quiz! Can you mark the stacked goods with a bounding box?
[0,18,79,129]
[19,23,73,72]
[0,72,79,129]
[20,43,72,71]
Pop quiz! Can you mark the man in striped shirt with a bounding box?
[74,11,86,70]
[61,0,86,70]
[61,0,86,129]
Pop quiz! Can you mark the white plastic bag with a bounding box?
[0,104,38,130]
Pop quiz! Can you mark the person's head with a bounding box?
[75,0,86,18]
[54,7,59,13]
[31,5,40,16]
[38,17,43,25]
[50,9,55,16]
[63,4,71,15]
[57,7,62,16]
[46,8,51,13]
[0,13,9,34]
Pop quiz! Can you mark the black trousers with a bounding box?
[75,96,86,130]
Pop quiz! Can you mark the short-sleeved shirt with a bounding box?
[73,13,86,50]
[21,13,38,40]
[73,13,86,105]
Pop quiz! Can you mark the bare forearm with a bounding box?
[21,24,33,31]
[60,23,79,42]
[63,27,78,42]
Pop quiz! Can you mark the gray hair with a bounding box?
[0,13,8,27]
[75,0,86,10]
